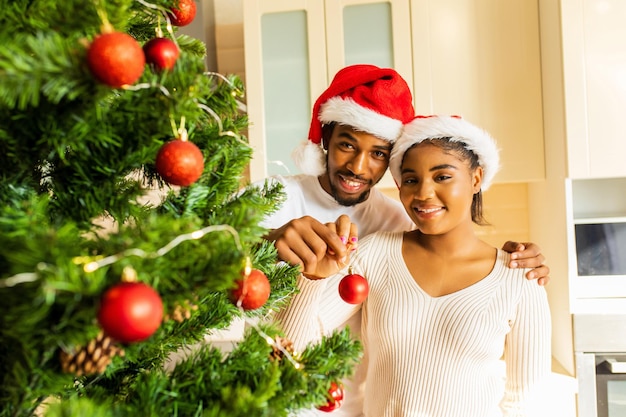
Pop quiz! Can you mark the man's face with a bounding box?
[319,125,392,206]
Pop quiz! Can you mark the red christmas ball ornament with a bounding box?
[97,282,163,343]
[317,382,344,412]
[143,37,179,71]
[155,139,204,186]
[230,269,271,310]
[338,273,369,304]
[167,0,197,27]
[87,31,145,88]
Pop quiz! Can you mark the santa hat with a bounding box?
[292,64,414,176]
[389,115,501,191]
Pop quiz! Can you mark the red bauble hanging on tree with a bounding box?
[97,282,163,343]
[316,381,344,412]
[143,37,179,71]
[155,139,204,186]
[167,0,197,27]
[338,272,369,304]
[87,31,145,88]
[230,269,271,310]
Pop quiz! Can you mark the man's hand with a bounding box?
[264,215,358,279]
[502,241,550,286]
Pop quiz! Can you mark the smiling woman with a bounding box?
[276,114,552,417]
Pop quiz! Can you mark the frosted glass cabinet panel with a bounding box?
[343,3,394,67]
[325,0,413,88]
[260,11,311,177]
[243,0,327,182]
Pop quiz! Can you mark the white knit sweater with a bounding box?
[259,174,413,417]
[278,231,551,417]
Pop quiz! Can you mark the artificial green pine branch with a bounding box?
[0,1,362,416]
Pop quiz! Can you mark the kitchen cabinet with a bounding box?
[562,0,626,179]
[530,0,626,380]
[562,2,626,304]
[243,0,545,186]
[409,0,545,185]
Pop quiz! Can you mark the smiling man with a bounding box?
[264,65,417,270]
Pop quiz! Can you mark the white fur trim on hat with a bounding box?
[291,140,327,176]
[389,116,501,191]
[319,97,404,142]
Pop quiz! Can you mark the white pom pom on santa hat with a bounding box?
[389,115,501,191]
[291,140,326,177]
[292,64,415,176]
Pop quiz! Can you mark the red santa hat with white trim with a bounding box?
[389,115,501,191]
[292,64,415,176]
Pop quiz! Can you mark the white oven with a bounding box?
[567,179,626,416]
[575,315,626,417]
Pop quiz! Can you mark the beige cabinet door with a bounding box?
[562,0,626,179]
[243,0,327,182]
[410,0,545,184]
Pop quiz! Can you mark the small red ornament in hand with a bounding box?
[230,269,271,310]
[97,282,163,343]
[317,381,344,412]
[338,273,369,304]
[143,38,179,71]
[167,0,197,27]
[87,31,145,88]
[155,139,204,186]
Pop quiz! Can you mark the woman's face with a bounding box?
[398,141,483,235]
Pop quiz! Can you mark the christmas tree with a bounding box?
[0,1,361,416]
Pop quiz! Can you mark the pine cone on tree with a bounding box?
[270,336,295,362]
[164,299,199,323]
[59,332,125,376]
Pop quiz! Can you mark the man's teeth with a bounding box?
[344,179,361,187]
